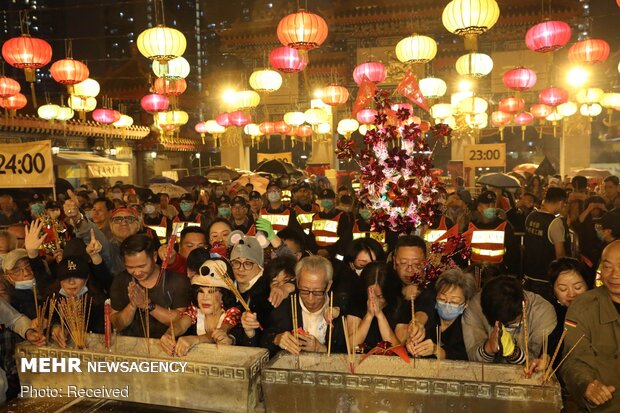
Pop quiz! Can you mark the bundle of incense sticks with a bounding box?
[411,298,416,367]
[522,300,529,372]
[46,294,56,343]
[135,284,151,354]
[327,291,334,357]
[341,316,355,373]
[544,332,584,384]
[541,328,548,374]
[56,295,92,349]
[170,320,176,357]
[544,328,567,382]
[104,299,112,351]
[291,294,300,368]
[436,326,441,374]
[221,273,263,330]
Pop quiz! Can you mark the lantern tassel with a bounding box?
[500,127,504,142]
[521,126,526,141]
[30,82,38,109]
[539,125,543,139]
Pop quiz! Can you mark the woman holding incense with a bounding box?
[404,269,475,361]
[346,262,407,351]
[160,257,241,356]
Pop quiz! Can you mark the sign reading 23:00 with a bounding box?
[463,143,506,168]
[1,141,54,188]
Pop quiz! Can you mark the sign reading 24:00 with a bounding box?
[1,141,54,188]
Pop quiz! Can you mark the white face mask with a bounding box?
[144,205,156,214]
[14,279,34,290]
[267,192,281,203]
[59,285,88,298]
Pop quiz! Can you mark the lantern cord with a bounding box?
[19,11,30,36]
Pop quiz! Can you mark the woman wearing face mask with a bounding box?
[405,269,475,360]
[216,196,232,220]
[173,193,202,224]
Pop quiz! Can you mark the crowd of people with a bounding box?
[0,172,619,411]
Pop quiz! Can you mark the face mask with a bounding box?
[596,229,605,241]
[321,199,334,210]
[267,192,281,203]
[31,203,45,216]
[111,192,122,200]
[144,205,156,214]
[359,209,372,220]
[218,207,231,218]
[48,209,61,219]
[482,207,497,220]
[60,285,88,298]
[435,300,465,321]
[180,202,193,213]
[14,279,34,290]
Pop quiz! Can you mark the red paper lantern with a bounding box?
[321,84,349,106]
[274,120,292,134]
[276,9,328,51]
[140,93,169,113]
[229,111,252,127]
[530,103,553,119]
[0,77,20,98]
[92,108,121,124]
[216,113,230,127]
[503,68,537,91]
[0,93,27,110]
[50,58,89,85]
[499,97,525,114]
[2,35,52,72]
[491,111,512,126]
[353,62,387,85]
[259,122,275,135]
[419,121,431,132]
[356,108,377,124]
[568,39,610,65]
[153,77,187,96]
[269,47,308,73]
[195,121,209,134]
[525,21,571,53]
[296,124,313,137]
[539,87,568,106]
[514,112,534,126]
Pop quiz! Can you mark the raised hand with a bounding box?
[24,219,46,256]
[86,228,102,256]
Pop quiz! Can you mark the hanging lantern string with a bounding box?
[19,10,30,36]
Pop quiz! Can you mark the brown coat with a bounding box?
[560,287,620,412]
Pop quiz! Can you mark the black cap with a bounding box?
[217,195,231,205]
[599,211,620,233]
[45,200,60,209]
[144,193,158,204]
[249,191,262,200]
[296,181,311,190]
[340,195,353,205]
[56,256,90,281]
[319,189,336,199]
[477,190,497,205]
[179,193,195,203]
[267,181,281,190]
[231,196,247,207]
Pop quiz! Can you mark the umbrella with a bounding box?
[477,172,521,188]
[254,159,295,175]
[149,175,176,184]
[535,157,557,176]
[55,178,74,196]
[148,183,188,198]
[177,175,209,187]
[574,168,611,179]
[513,163,538,175]
[121,184,153,200]
[233,174,270,194]
[204,166,241,182]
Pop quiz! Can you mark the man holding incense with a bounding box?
[560,240,620,412]
[110,234,191,338]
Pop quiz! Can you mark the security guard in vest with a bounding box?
[174,193,202,224]
[261,181,302,234]
[142,193,171,244]
[292,181,320,235]
[311,188,353,258]
[523,187,569,303]
[352,205,388,252]
[469,190,520,281]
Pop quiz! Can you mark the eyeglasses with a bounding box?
[231,260,255,271]
[111,216,138,224]
[9,264,32,275]
[396,261,421,269]
[297,288,326,297]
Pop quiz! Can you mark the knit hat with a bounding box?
[229,231,265,268]
[56,256,90,281]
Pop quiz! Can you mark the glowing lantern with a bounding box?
[395,35,437,64]
[56,106,74,121]
[274,120,292,134]
[557,102,577,117]
[455,53,493,78]
[92,108,121,124]
[499,96,524,114]
[296,125,313,137]
[576,88,604,105]
[539,87,568,107]
[431,103,454,121]
[259,122,276,135]
[601,93,620,111]
[153,77,187,96]
[568,39,610,65]
[419,77,447,99]
[317,122,331,134]
[137,25,186,63]
[216,113,230,127]
[358,124,377,135]
[442,0,500,49]
[244,123,262,136]
[195,121,209,135]
[353,62,387,85]
[514,112,533,140]
[503,67,537,91]
[249,69,283,93]
[356,108,377,124]
[229,111,252,127]
[530,104,553,119]
[338,118,359,138]
[68,95,96,112]
[284,111,306,126]
[579,103,602,119]
[157,110,189,127]
[276,9,328,50]
[141,93,169,113]
[113,114,134,128]
[304,108,328,125]
[525,20,572,53]
[72,78,100,98]
[0,93,27,111]
[50,58,89,85]
[2,35,52,82]
[465,113,488,129]
[152,56,190,79]
[457,96,487,114]
[320,85,349,106]
[0,77,20,98]
[269,47,308,73]
[491,110,511,140]
[37,104,60,120]
[232,90,260,109]
[205,120,226,134]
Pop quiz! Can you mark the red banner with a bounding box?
[352,76,377,115]
[397,70,429,113]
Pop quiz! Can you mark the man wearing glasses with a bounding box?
[261,255,345,356]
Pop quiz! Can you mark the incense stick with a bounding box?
[544,328,567,382]
[327,291,333,357]
[436,326,441,375]
[544,333,585,383]
[522,300,529,372]
[33,282,41,333]
[542,328,548,375]
[46,294,56,343]
[170,321,176,357]
[56,295,92,349]
[145,288,150,355]
[341,316,354,373]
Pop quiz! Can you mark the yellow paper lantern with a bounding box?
[113,114,134,128]
[576,88,604,104]
[205,120,226,134]
[233,90,260,109]
[68,95,97,112]
[601,93,620,110]
[157,110,189,126]
[244,123,263,136]
[137,25,186,63]
[430,103,454,120]
[419,77,447,99]
[284,111,306,126]
[56,106,74,121]
[249,68,283,93]
[304,108,328,125]
[358,124,377,135]
[465,112,488,128]
[455,53,493,78]
[337,118,359,136]
[72,78,100,98]
[457,96,487,114]
[152,56,190,79]
[442,0,500,46]
[557,101,577,117]
[579,103,602,117]
[317,122,331,134]
[37,104,60,120]
[451,91,474,107]
[395,34,437,64]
